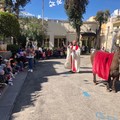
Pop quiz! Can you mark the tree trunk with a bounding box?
[3,35,6,44]
[13,37,17,45]
[96,23,102,49]
[76,25,80,45]
[15,2,19,19]
[16,8,19,19]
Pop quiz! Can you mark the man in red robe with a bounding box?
[65,40,81,73]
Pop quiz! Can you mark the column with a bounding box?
[49,34,54,49]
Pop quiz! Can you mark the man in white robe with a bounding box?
[65,40,81,73]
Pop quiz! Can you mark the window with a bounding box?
[44,39,49,47]
[54,38,58,48]
[54,38,66,48]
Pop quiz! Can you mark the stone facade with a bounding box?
[46,19,98,49]
[101,9,120,52]
[46,11,120,51]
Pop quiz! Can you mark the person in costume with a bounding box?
[64,40,81,73]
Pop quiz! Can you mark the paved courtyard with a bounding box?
[10,55,120,120]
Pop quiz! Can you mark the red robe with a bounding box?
[70,45,80,72]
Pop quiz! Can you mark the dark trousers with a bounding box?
[28,58,33,69]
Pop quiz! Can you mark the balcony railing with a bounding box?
[112,16,120,22]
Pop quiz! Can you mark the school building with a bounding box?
[44,17,98,49]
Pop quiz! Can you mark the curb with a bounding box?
[0,84,9,99]
[0,70,28,120]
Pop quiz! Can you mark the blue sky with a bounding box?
[24,0,120,21]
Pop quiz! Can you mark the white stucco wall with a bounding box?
[103,21,113,51]
[47,20,67,48]
[67,33,76,42]
[81,22,98,33]
[46,9,120,49]
[46,20,98,48]
[101,15,120,51]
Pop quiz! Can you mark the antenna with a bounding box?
[42,0,44,26]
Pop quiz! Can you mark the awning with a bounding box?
[81,32,96,37]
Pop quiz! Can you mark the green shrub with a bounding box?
[7,44,19,54]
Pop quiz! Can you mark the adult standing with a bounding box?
[26,41,35,72]
[65,40,81,73]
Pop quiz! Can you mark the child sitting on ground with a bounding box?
[4,60,14,85]
[0,56,6,84]
[10,59,20,74]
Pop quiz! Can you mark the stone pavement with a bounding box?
[10,56,120,120]
[0,70,28,120]
[1,55,120,120]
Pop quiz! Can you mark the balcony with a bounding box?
[112,16,120,27]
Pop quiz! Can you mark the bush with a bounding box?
[7,44,19,54]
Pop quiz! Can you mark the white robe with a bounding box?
[64,45,81,72]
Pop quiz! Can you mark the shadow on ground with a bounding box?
[10,59,120,120]
[83,78,120,92]
[80,67,92,69]
[91,79,120,92]
[11,60,65,119]
[79,71,92,74]
[11,59,93,119]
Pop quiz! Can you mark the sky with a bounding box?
[24,0,120,21]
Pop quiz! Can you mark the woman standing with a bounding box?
[26,42,35,72]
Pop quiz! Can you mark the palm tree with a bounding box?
[64,0,89,43]
[95,10,110,49]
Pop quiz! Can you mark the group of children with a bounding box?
[0,42,67,86]
[0,49,26,86]
[35,48,66,59]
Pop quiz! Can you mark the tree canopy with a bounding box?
[95,10,110,27]
[4,0,31,17]
[64,0,89,42]
[19,16,47,47]
[0,12,20,37]
[95,10,110,49]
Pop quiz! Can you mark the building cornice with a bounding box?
[83,21,98,24]
[48,19,98,24]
